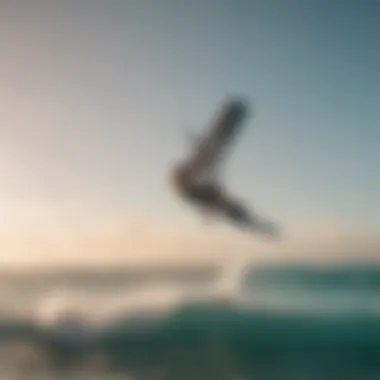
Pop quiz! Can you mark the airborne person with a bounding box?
[170,97,280,238]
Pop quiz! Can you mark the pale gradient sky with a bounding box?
[0,0,379,266]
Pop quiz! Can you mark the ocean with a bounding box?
[0,260,380,379]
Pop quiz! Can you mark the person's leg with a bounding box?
[219,197,279,238]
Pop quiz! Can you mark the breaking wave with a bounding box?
[0,260,380,379]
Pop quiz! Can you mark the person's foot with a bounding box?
[258,220,281,240]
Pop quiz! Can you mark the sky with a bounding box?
[0,0,379,266]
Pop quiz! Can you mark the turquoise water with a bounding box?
[1,262,380,379]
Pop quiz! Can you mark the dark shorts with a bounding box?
[187,183,221,205]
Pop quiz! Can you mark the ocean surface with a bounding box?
[1,260,380,379]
